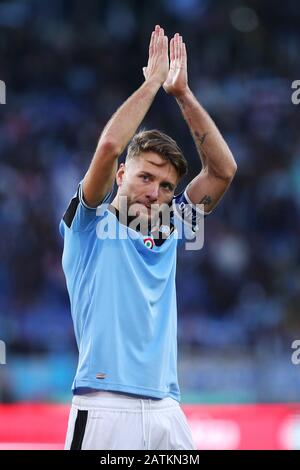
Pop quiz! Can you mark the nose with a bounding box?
[145,184,159,202]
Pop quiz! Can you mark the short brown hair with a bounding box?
[126,129,188,180]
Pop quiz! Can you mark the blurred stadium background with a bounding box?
[0,0,300,450]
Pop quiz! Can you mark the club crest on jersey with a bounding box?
[143,237,154,250]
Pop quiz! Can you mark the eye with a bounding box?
[141,175,150,181]
[162,184,172,191]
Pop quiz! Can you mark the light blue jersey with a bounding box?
[59,182,204,402]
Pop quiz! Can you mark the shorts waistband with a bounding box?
[72,391,179,411]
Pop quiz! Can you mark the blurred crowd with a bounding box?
[0,0,300,402]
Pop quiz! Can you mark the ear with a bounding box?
[115,162,126,187]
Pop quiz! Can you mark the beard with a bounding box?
[116,198,160,235]
[127,202,160,235]
[117,195,172,236]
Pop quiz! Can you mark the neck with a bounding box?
[110,195,119,211]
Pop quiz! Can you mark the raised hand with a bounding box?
[142,25,169,87]
[163,33,188,98]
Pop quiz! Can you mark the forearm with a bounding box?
[176,88,237,179]
[99,79,161,155]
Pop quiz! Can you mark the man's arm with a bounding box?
[83,25,169,208]
[163,34,237,214]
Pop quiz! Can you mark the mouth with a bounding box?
[135,202,151,210]
[132,202,161,219]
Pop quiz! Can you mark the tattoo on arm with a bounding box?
[194,131,209,166]
[177,97,209,166]
[200,195,212,206]
[195,130,208,145]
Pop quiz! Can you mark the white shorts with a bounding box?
[65,391,196,450]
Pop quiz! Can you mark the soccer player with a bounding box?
[60,25,237,450]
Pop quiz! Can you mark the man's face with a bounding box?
[115,152,178,225]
